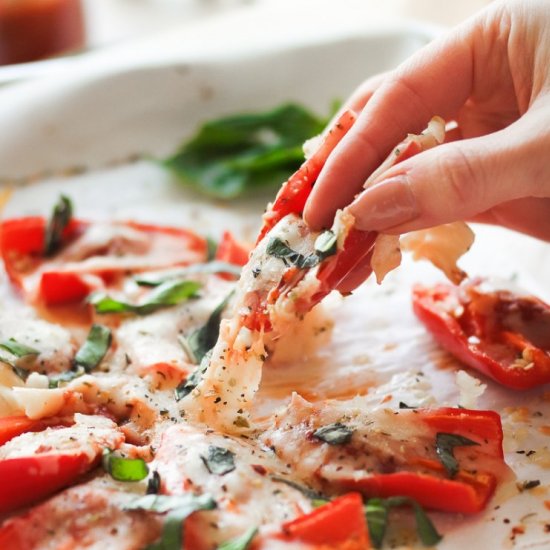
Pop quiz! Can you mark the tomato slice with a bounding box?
[0,451,93,514]
[0,416,46,446]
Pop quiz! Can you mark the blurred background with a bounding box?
[0,0,492,67]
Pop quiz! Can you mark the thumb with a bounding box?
[347,118,550,234]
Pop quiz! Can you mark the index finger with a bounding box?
[304,19,478,230]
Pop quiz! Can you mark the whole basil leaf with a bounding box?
[163,104,328,199]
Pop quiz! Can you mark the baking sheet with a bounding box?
[0,4,549,548]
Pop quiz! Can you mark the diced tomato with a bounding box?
[39,271,94,305]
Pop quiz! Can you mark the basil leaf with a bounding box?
[135,262,241,287]
[206,236,218,261]
[102,449,149,481]
[398,401,416,409]
[313,423,353,446]
[126,493,216,550]
[270,475,326,501]
[0,339,39,358]
[174,353,210,401]
[314,230,337,259]
[48,365,86,388]
[90,280,201,315]
[435,432,479,478]
[74,324,112,372]
[201,446,236,476]
[146,471,161,495]
[217,526,258,550]
[364,498,389,548]
[185,292,233,364]
[44,195,73,256]
[365,496,442,548]
[163,103,327,199]
[266,237,320,269]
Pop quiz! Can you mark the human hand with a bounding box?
[304,0,550,245]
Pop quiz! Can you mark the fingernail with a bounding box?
[349,176,418,231]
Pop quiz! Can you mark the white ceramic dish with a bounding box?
[0,3,549,549]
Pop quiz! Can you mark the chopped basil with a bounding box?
[365,496,442,548]
[519,479,540,491]
[102,449,149,482]
[216,526,258,550]
[163,103,328,199]
[126,493,216,550]
[44,195,73,256]
[0,339,40,381]
[267,232,338,271]
[48,366,86,388]
[146,471,161,495]
[74,324,112,372]
[184,292,233,364]
[174,353,209,401]
[313,423,353,446]
[201,446,236,476]
[314,230,337,259]
[90,280,201,315]
[398,401,416,409]
[0,339,39,358]
[435,432,479,478]
[135,262,241,287]
[270,475,326,500]
[266,237,320,269]
[206,236,218,261]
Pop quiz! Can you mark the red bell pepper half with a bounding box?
[0,216,208,306]
[333,407,504,514]
[413,281,550,390]
[278,492,370,549]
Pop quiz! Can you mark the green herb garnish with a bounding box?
[48,366,86,388]
[0,339,39,358]
[74,324,112,372]
[146,471,161,495]
[135,262,241,287]
[266,238,320,269]
[314,230,337,259]
[102,449,149,482]
[365,496,442,548]
[312,423,353,446]
[183,292,233,364]
[44,195,73,256]
[163,103,328,199]
[435,432,479,478]
[125,493,216,550]
[270,475,326,500]
[90,280,201,315]
[174,353,209,401]
[201,446,236,476]
[217,526,258,550]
